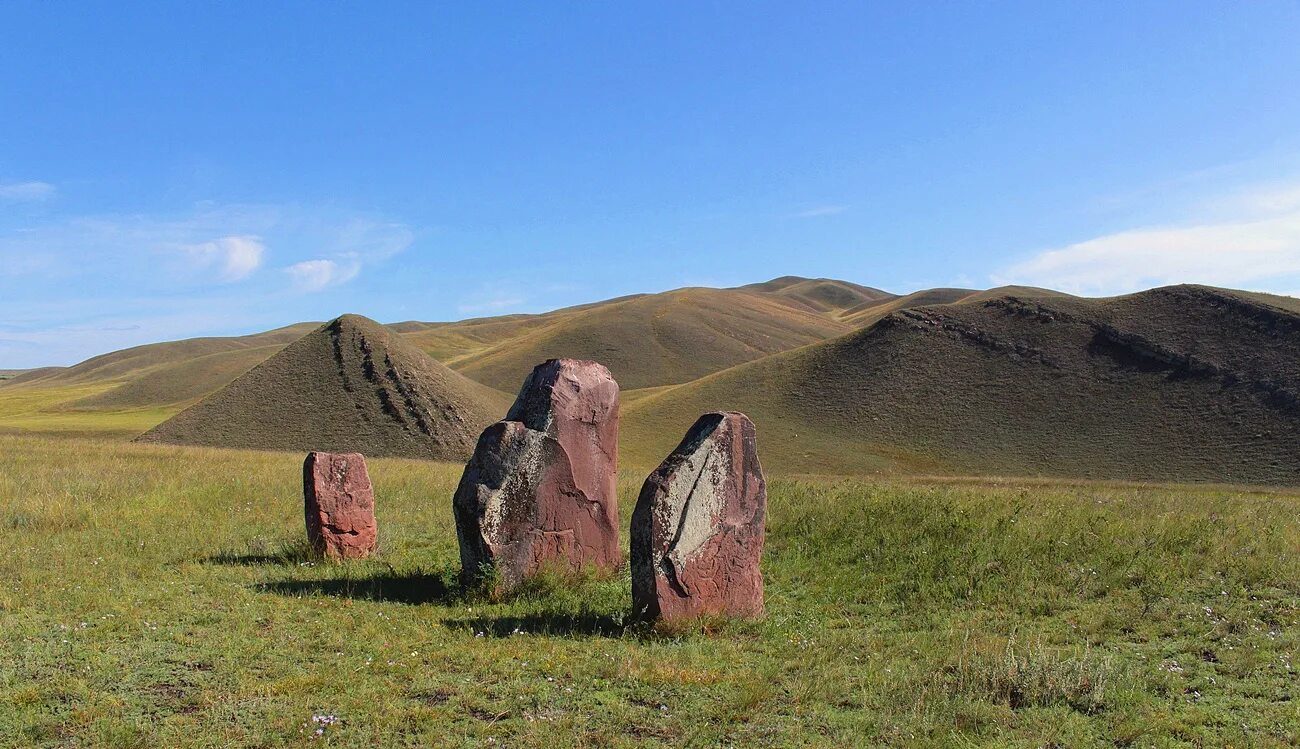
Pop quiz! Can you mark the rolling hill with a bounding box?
[0,367,58,383]
[7,278,1299,485]
[14,323,319,387]
[737,276,895,315]
[137,315,511,460]
[429,286,860,391]
[4,323,321,410]
[623,285,1300,484]
[2,277,888,412]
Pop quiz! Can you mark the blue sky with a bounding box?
[3,2,1300,367]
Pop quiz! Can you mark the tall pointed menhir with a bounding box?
[452,359,621,591]
[631,412,766,622]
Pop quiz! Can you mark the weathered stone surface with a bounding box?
[453,359,621,590]
[303,451,378,559]
[631,412,766,621]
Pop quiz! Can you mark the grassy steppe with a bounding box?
[0,384,179,439]
[2,435,1298,747]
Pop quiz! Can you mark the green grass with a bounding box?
[1,435,1297,747]
[0,384,180,438]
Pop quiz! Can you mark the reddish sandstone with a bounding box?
[303,451,378,559]
[453,359,621,590]
[631,412,766,621]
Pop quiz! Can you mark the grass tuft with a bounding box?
[941,636,1119,713]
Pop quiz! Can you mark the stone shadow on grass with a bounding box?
[442,612,626,638]
[257,571,460,606]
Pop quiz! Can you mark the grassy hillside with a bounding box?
[6,280,1299,485]
[0,382,177,438]
[400,313,574,363]
[738,276,895,315]
[2,434,1297,747]
[837,285,1074,328]
[16,323,320,388]
[0,277,877,424]
[1,366,68,386]
[442,287,856,392]
[3,323,322,415]
[403,277,892,391]
[624,285,1300,484]
[139,315,512,461]
[68,344,292,411]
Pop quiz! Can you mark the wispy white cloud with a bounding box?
[278,218,413,292]
[325,219,414,261]
[286,258,360,292]
[0,202,412,288]
[1210,182,1300,216]
[185,235,265,281]
[790,204,848,219]
[996,179,1300,296]
[457,297,525,315]
[457,284,526,316]
[0,201,417,365]
[0,181,56,201]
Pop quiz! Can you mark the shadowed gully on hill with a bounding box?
[624,285,1300,484]
[137,314,511,460]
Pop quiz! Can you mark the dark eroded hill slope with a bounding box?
[624,285,1300,484]
[138,315,510,460]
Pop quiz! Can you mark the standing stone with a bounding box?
[453,359,621,590]
[303,451,378,560]
[631,412,766,622]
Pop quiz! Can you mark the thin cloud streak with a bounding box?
[996,180,1300,296]
[789,205,848,218]
[0,181,56,201]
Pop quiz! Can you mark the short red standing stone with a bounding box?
[303,451,378,559]
[453,359,621,590]
[631,412,766,621]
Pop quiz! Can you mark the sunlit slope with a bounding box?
[623,285,1300,484]
[738,276,895,315]
[67,344,293,410]
[397,311,583,363]
[139,315,511,460]
[6,323,321,409]
[17,323,319,386]
[0,367,65,384]
[440,287,857,391]
[0,277,876,433]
